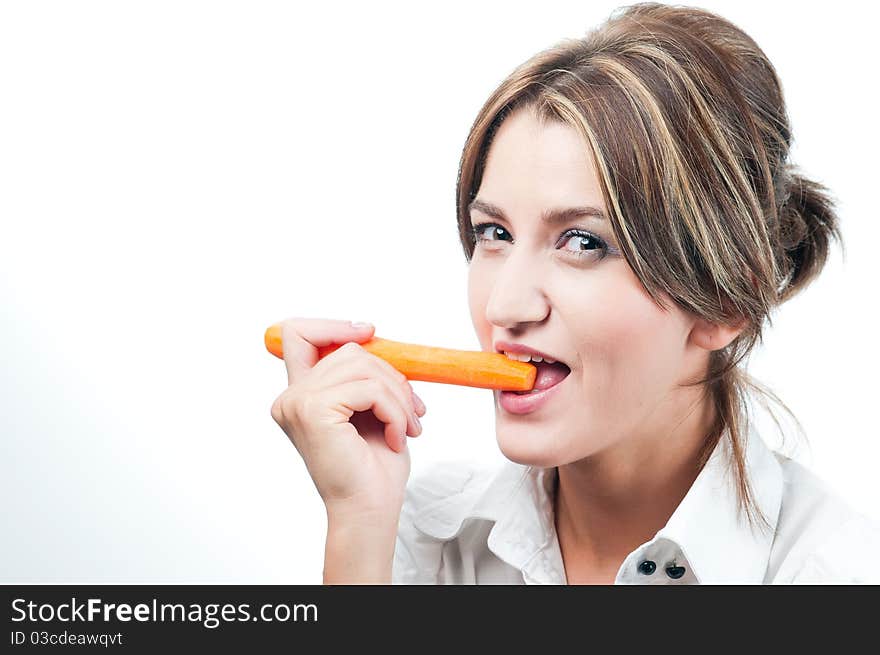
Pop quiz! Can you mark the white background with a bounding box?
[1,0,877,583]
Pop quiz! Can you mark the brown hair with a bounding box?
[455,2,843,533]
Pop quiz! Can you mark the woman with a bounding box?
[270,3,879,584]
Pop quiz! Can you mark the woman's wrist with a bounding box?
[323,514,398,584]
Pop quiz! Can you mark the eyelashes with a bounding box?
[467,221,611,261]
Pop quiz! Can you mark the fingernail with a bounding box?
[413,393,426,415]
[414,415,422,434]
[350,321,373,329]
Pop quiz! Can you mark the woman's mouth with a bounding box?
[498,360,571,414]
[514,360,571,394]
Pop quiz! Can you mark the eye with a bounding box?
[558,230,608,258]
[469,222,609,261]
[470,223,512,244]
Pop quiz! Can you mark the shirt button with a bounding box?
[637,560,656,575]
[665,564,686,579]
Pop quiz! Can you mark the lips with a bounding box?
[499,365,569,413]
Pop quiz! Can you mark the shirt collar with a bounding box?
[413,427,784,584]
[412,457,564,582]
[654,426,784,583]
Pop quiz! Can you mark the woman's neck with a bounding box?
[553,389,716,575]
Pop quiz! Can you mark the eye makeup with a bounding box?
[467,221,617,261]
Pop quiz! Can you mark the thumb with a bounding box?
[279,318,375,385]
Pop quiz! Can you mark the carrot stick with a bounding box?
[263,323,536,391]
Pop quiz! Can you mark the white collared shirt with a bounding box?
[392,428,880,584]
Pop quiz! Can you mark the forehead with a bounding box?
[476,108,604,212]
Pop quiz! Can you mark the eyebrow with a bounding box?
[468,198,607,224]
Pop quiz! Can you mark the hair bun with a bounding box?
[775,169,843,302]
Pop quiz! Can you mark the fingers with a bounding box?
[367,349,427,419]
[271,317,428,455]
[319,378,412,453]
[314,342,423,439]
[279,317,375,385]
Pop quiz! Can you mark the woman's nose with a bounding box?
[484,254,550,328]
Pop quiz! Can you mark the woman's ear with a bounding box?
[689,315,748,352]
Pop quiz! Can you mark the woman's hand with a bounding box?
[269,318,426,526]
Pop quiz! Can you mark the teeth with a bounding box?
[503,351,551,364]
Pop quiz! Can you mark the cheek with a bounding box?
[467,262,493,351]
[569,270,684,385]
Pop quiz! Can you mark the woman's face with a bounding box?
[467,106,709,468]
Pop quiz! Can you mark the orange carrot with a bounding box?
[264,323,536,391]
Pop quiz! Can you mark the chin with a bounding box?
[496,430,564,469]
